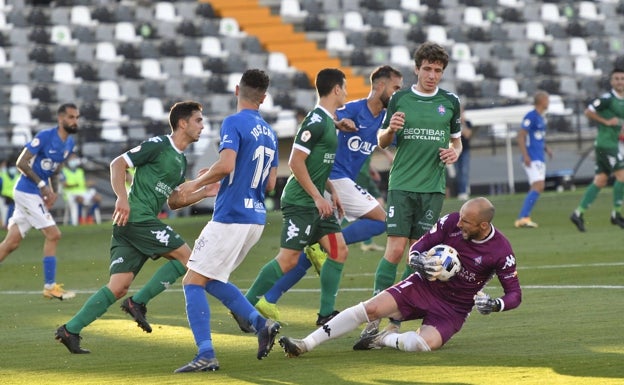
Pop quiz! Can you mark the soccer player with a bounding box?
[570,68,624,232]
[55,101,218,354]
[515,91,552,228]
[253,66,403,323]
[278,197,522,356]
[174,70,280,372]
[0,103,80,300]
[243,68,350,326]
[363,42,462,336]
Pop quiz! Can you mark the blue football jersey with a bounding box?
[15,127,75,194]
[212,109,278,224]
[520,109,547,162]
[331,99,386,180]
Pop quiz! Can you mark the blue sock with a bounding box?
[89,203,100,216]
[265,252,310,303]
[342,219,386,244]
[205,280,266,333]
[519,190,540,218]
[43,256,56,285]
[183,284,215,359]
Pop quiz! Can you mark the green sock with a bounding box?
[373,258,398,296]
[318,258,344,317]
[579,183,601,211]
[66,286,116,334]
[400,264,414,281]
[613,181,624,212]
[363,238,372,246]
[132,259,186,305]
[244,259,283,305]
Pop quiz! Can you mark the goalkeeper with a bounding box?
[278,197,521,356]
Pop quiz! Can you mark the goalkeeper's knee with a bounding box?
[396,331,431,352]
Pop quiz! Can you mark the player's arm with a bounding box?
[585,105,618,126]
[289,148,332,218]
[378,111,405,149]
[174,149,233,206]
[440,135,462,165]
[266,166,278,194]
[516,128,530,166]
[475,250,522,315]
[16,148,56,207]
[110,155,131,226]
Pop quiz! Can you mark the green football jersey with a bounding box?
[124,135,187,222]
[589,91,624,149]
[383,87,461,194]
[281,107,337,207]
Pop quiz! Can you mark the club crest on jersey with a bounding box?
[31,138,40,147]
[437,105,446,115]
[301,130,312,142]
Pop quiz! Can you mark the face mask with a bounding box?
[8,167,17,177]
[67,159,81,169]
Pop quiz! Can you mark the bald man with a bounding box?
[279,197,522,356]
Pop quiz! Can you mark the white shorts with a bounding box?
[9,190,57,237]
[66,188,98,205]
[326,177,381,222]
[522,160,546,184]
[187,221,264,283]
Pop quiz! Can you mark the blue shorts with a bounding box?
[387,274,469,345]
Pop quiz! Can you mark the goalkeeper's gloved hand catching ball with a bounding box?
[474,291,502,315]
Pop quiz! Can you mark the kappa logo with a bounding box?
[151,229,170,246]
[110,257,124,269]
[322,324,331,337]
[285,219,300,242]
[503,254,516,269]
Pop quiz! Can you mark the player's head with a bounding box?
[610,68,624,93]
[238,69,270,106]
[370,65,403,108]
[413,42,449,70]
[315,68,346,98]
[169,101,203,131]
[534,90,549,111]
[458,197,495,241]
[58,103,79,134]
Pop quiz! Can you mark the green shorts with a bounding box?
[385,191,444,239]
[594,147,624,175]
[109,219,186,276]
[280,205,342,251]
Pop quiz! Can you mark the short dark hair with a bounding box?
[370,65,402,84]
[58,103,78,115]
[239,69,270,104]
[315,68,346,97]
[414,42,449,70]
[168,101,202,131]
[611,68,624,76]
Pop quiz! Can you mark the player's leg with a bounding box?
[610,167,624,227]
[0,222,23,262]
[516,161,544,228]
[317,230,348,324]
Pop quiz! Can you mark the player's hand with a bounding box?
[112,198,130,226]
[474,291,502,315]
[439,146,459,165]
[203,182,220,197]
[335,118,356,132]
[388,112,405,132]
[408,251,442,281]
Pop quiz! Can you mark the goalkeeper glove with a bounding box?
[474,291,502,315]
[408,251,442,281]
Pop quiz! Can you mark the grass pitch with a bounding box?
[1,190,622,384]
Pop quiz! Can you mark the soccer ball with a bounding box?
[427,244,461,282]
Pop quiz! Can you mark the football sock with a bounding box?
[341,219,386,244]
[132,259,185,305]
[519,190,540,218]
[318,258,344,316]
[205,280,266,332]
[65,286,116,334]
[399,264,414,281]
[362,238,373,246]
[42,256,56,285]
[88,202,100,216]
[579,183,600,210]
[264,252,309,304]
[183,284,215,359]
[612,180,624,210]
[386,331,431,352]
[305,302,368,350]
[244,259,283,305]
[373,258,398,295]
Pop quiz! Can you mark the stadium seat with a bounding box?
[383,9,410,30]
[569,37,595,57]
[96,42,123,62]
[574,56,602,76]
[451,43,477,62]
[99,100,129,122]
[155,2,182,23]
[525,21,552,42]
[389,45,413,67]
[11,125,33,146]
[182,56,212,78]
[343,11,371,32]
[455,61,483,81]
[115,22,142,43]
[326,30,354,54]
[98,80,126,102]
[219,17,246,37]
[70,5,98,26]
[10,84,38,106]
[540,3,565,23]
[9,105,38,127]
[578,1,605,21]
[53,62,82,85]
[463,7,490,28]
[140,58,169,80]
[401,0,428,13]
[280,0,309,23]
[267,52,296,74]
[498,77,527,99]
[100,120,127,142]
[142,97,168,121]
[0,46,12,68]
[427,25,453,46]
[200,36,229,58]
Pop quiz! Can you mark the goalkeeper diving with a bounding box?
[278,197,522,356]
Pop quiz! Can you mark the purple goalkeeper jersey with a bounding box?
[409,212,522,314]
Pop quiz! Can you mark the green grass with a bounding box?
[1,190,623,385]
